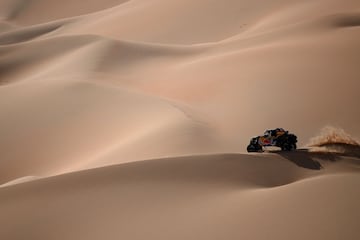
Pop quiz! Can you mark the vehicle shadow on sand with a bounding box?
[274,145,360,170]
[272,149,343,170]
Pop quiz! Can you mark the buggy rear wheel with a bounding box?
[247,144,263,152]
[281,143,297,151]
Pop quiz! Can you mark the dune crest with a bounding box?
[0,176,39,188]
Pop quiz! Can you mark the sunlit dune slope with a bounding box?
[0,79,217,183]
[0,0,359,163]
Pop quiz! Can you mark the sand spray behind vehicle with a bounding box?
[307,126,360,155]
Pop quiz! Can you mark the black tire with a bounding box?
[277,134,297,151]
[281,143,296,151]
[247,144,262,152]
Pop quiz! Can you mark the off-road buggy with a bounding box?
[247,128,297,152]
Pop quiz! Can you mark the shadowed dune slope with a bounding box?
[0,153,359,240]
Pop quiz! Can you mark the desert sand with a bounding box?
[0,0,360,239]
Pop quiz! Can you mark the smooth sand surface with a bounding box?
[0,0,359,239]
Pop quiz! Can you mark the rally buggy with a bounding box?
[247,128,297,152]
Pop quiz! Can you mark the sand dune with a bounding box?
[0,152,359,239]
[0,0,359,239]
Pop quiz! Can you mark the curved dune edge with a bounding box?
[0,175,40,188]
[1,150,359,189]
